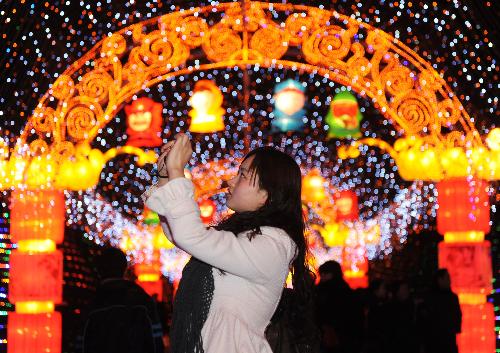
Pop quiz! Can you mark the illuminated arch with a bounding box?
[20,1,483,164]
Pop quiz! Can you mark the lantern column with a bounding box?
[437,178,495,353]
[7,189,64,353]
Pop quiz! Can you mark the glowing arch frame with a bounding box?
[20,1,482,164]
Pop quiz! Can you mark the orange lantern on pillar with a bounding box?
[438,242,492,304]
[8,312,62,353]
[333,190,358,221]
[10,190,65,245]
[9,250,63,305]
[437,178,490,234]
[458,303,495,353]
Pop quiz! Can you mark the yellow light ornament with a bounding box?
[188,80,225,133]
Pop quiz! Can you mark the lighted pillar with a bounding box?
[135,255,163,300]
[437,178,495,353]
[7,189,64,353]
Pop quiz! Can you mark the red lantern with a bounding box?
[199,199,216,224]
[437,178,490,234]
[124,97,163,147]
[438,242,492,296]
[333,190,358,221]
[7,312,62,353]
[458,303,495,353]
[10,190,65,244]
[9,250,63,304]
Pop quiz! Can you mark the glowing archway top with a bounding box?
[20,2,482,156]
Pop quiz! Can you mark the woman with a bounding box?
[142,133,316,353]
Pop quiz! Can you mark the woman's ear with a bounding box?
[257,189,268,207]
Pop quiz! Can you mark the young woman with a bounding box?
[142,133,317,353]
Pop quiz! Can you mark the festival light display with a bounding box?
[0,1,497,351]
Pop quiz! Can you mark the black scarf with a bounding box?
[170,256,214,353]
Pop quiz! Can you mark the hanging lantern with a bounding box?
[7,312,62,353]
[458,303,495,353]
[333,190,358,221]
[9,250,63,304]
[199,198,216,224]
[326,91,362,139]
[302,170,327,203]
[319,223,349,247]
[10,190,65,244]
[271,79,306,132]
[437,178,490,234]
[188,80,225,133]
[124,97,163,147]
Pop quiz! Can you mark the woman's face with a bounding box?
[226,155,268,213]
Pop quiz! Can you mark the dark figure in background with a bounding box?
[364,280,390,353]
[386,280,419,353]
[82,247,164,353]
[314,260,364,353]
[422,269,462,353]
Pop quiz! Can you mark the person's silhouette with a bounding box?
[315,260,364,353]
[422,269,462,353]
[82,247,164,353]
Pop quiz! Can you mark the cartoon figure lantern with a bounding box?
[125,97,163,147]
[271,79,306,132]
[188,80,225,133]
[326,91,362,139]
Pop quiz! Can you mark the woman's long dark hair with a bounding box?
[215,146,318,345]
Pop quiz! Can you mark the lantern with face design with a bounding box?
[188,80,225,133]
[271,79,306,132]
[326,91,362,139]
[125,97,163,147]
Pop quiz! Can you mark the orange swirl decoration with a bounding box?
[139,31,189,69]
[29,139,50,157]
[65,97,104,141]
[418,69,442,91]
[32,106,56,134]
[51,74,75,100]
[101,33,127,57]
[303,25,354,67]
[202,25,242,62]
[380,56,414,96]
[438,99,461,126]
[285,14,315,46]
[178,16,208,48]
[250,26,289,60]
[346,43,371,78]
[77,71,114,104]
[224,3,266,32]
[392,91,434,134]
[50,141,75,164]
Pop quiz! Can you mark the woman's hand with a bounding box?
[166,133,193,180]
[157,140,176,179]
